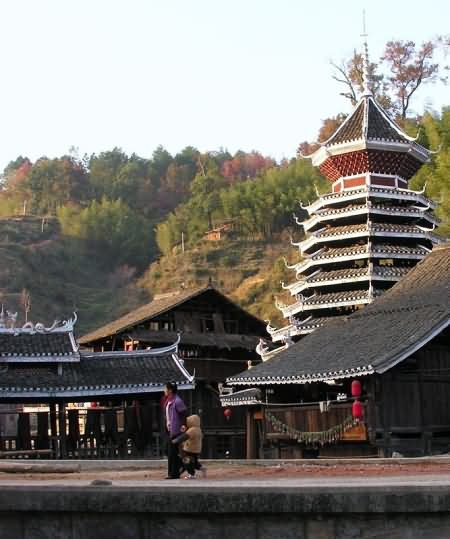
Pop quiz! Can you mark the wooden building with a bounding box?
[204,221,234,241]
[267,41,441,350]
[224,244,450,458]
[79,285,266,458]
[0,314,194,459]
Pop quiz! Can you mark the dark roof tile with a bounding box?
[80,286,262,345]
[0,332,77,360]
[0,348,193,398]
[325,97,413,147]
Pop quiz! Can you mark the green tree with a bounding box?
[25,157,89,214]
[58,198,153,268]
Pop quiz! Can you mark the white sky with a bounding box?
[0,0,449,170]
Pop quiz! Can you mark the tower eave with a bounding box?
[311,140,430,170]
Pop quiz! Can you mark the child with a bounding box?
[173,414,206,479]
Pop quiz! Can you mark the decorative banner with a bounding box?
[266,412,361,446]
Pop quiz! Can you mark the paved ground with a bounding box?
[3,461,450,485]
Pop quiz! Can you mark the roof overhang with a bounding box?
[0,382,196,401]
[311,140,429,169]
[227,365,375,386]
[376,316,450,374]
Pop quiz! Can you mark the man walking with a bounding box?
[163,381,187,479]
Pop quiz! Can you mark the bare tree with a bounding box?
[331,37,447,119]
[331,51,386,106]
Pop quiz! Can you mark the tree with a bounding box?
[150,145,173,180]
[409,107,450,237]
[331,52,385,106]
[332,37,447,119]
[58,198,153,269]
[382,39,445,119]
[297,114,347,157]
[190,157,227,229]
[88,148,129,200]
[24,157,89,215]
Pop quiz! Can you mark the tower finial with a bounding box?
[361,9,372,97]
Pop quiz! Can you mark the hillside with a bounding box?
[0,216,149,335]
[140,232,297,327]
[0,216,297,333]
[0,107,448,336]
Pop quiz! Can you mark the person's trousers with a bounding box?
[167,437,181,478]
[183,452,202,476]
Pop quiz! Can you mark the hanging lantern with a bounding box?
[351,380,362,398]
[224,408,232,421]
[352,399,363,420]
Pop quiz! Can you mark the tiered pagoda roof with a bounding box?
[264,51,443,351]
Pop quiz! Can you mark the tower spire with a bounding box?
[361,9,372,97]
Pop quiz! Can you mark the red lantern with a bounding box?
[351,380,362,398]
[224,408,232,421]
[352,400,363,420]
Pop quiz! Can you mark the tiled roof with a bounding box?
[0,332,78,362]
[269,317,334,342]
[366,99,408,143]
[79,286,210,344]
[307,243,428,265]
[325,97,415,147]
[80,285,262,345]
[312,244,368,259]
[373,266,411,278]
[326,100,365,145]
[307,186,436,213]
[306,266,409,284]
[0,348,194,399]
[315,223,367,238]
[295,316,334,329]
[313,223,438,241]
[371,243,429,256]
[312,203,438,223]
[307,267,369,282]
[301,289,377,306]
[220,388,262,407]
[228,244,450,385]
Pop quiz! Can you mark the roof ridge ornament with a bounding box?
[0,312,78,334]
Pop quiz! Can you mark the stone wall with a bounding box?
[1,484,450,539]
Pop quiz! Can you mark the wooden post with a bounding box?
[417,363,430,455]
[49,403,57,458]
[58,402,67,459]
[365,377,377,446]
[246,409,256,459]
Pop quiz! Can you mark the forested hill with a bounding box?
[1,108,449,333]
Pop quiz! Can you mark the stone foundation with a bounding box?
[1,484,450,538]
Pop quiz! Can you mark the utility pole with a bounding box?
[181,232,185,254]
